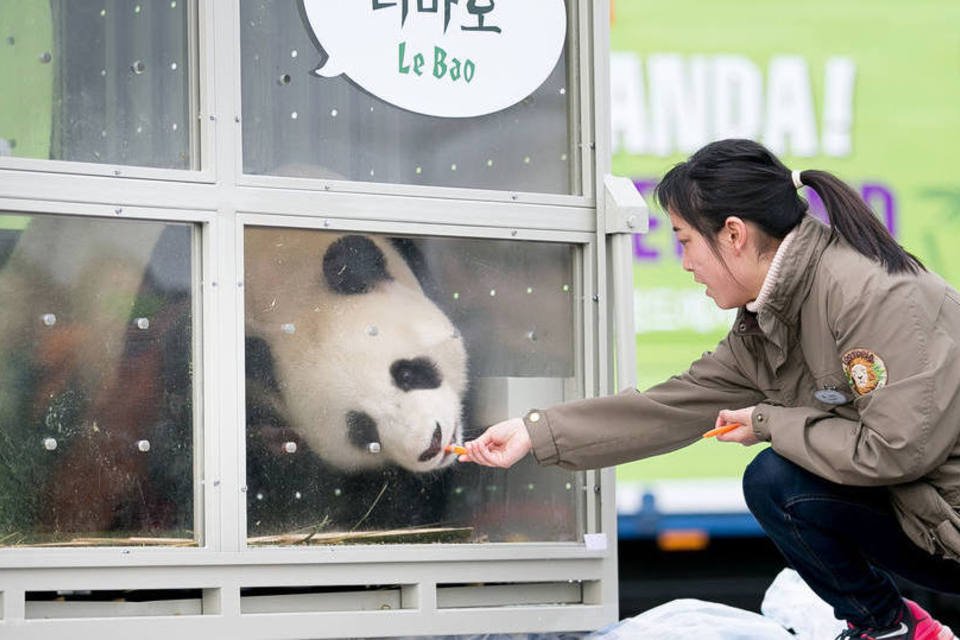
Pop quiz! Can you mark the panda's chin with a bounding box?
[436,450,459,469]
[400,419,460,472]
[408,455,456,474]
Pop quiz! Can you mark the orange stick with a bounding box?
[701,423,743,439]
[444,444,467,456]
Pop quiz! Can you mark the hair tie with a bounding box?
[791,169,804,189]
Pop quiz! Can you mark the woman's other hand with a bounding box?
[715,406,760,446]
[461,417,532,468]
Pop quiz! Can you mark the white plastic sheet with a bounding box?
[588,568,844,640]
[587,598,796,640]
[761,568,845,639]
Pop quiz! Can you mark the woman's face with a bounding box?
[669,211,758,310]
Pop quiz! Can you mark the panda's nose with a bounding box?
[417,423,443,462]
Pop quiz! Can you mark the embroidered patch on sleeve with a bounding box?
[841,349,888,396]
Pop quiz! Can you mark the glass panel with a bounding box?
[244,227,582,544]
[240,1,575,194]
[0,1,194,169]
[0,213,198,546]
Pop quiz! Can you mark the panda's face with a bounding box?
[245,233,468,473]
[302,282,466,472]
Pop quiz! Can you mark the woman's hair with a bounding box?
[654,138,924,274]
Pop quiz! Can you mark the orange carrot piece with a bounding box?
[701,423,743,439]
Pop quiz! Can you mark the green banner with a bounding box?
[612,0,960,482]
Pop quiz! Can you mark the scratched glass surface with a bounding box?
[239,0,576,194]
[0,213,197,547]
[243,226,584,545]
[0,1,195,169]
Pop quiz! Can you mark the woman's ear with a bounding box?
[722,216,749,252]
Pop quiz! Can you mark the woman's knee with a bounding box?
[742,448,794,514]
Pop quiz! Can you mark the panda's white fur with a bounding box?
[244,229,468,473]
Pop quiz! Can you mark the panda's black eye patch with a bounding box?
[347,410,381,451]
[322,235,393,295]
[390,357,442,391]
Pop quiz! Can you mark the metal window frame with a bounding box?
[0,1,622,638]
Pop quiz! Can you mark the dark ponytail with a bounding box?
[799,169,924,274]
[655,139,924,275]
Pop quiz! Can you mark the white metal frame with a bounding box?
[0,1,624,638]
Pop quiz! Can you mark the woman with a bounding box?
[462,139,960,640]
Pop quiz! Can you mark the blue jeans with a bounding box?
[743,448,960,628]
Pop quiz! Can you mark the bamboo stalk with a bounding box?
[248,526,474,546]
[29,536,198,547]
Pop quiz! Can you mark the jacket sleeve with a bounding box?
[527,334,766,470]
[753,277,960,486]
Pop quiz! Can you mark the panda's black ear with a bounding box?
[322,235,393,295]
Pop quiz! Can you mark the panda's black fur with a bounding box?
[321,235,394,295]
[244,374,454,535]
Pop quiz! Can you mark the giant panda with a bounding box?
[245,230,468,473]
[243,229,470,536]
[0,217,470,540]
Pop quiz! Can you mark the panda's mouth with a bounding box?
[417,423,444,462]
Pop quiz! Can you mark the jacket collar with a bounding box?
[732,216,833,366]
[758,215,833,323]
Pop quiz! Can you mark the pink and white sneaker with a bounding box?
[834,599,956,640]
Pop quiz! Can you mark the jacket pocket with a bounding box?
[889,482,960,557]
[935,520,960,561]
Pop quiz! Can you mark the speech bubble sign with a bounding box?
[301,0,567,118]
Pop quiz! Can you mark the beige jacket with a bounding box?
[527,215,960,561]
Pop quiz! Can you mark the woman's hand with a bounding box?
[715,406,760,446]
[461,417,532,468]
